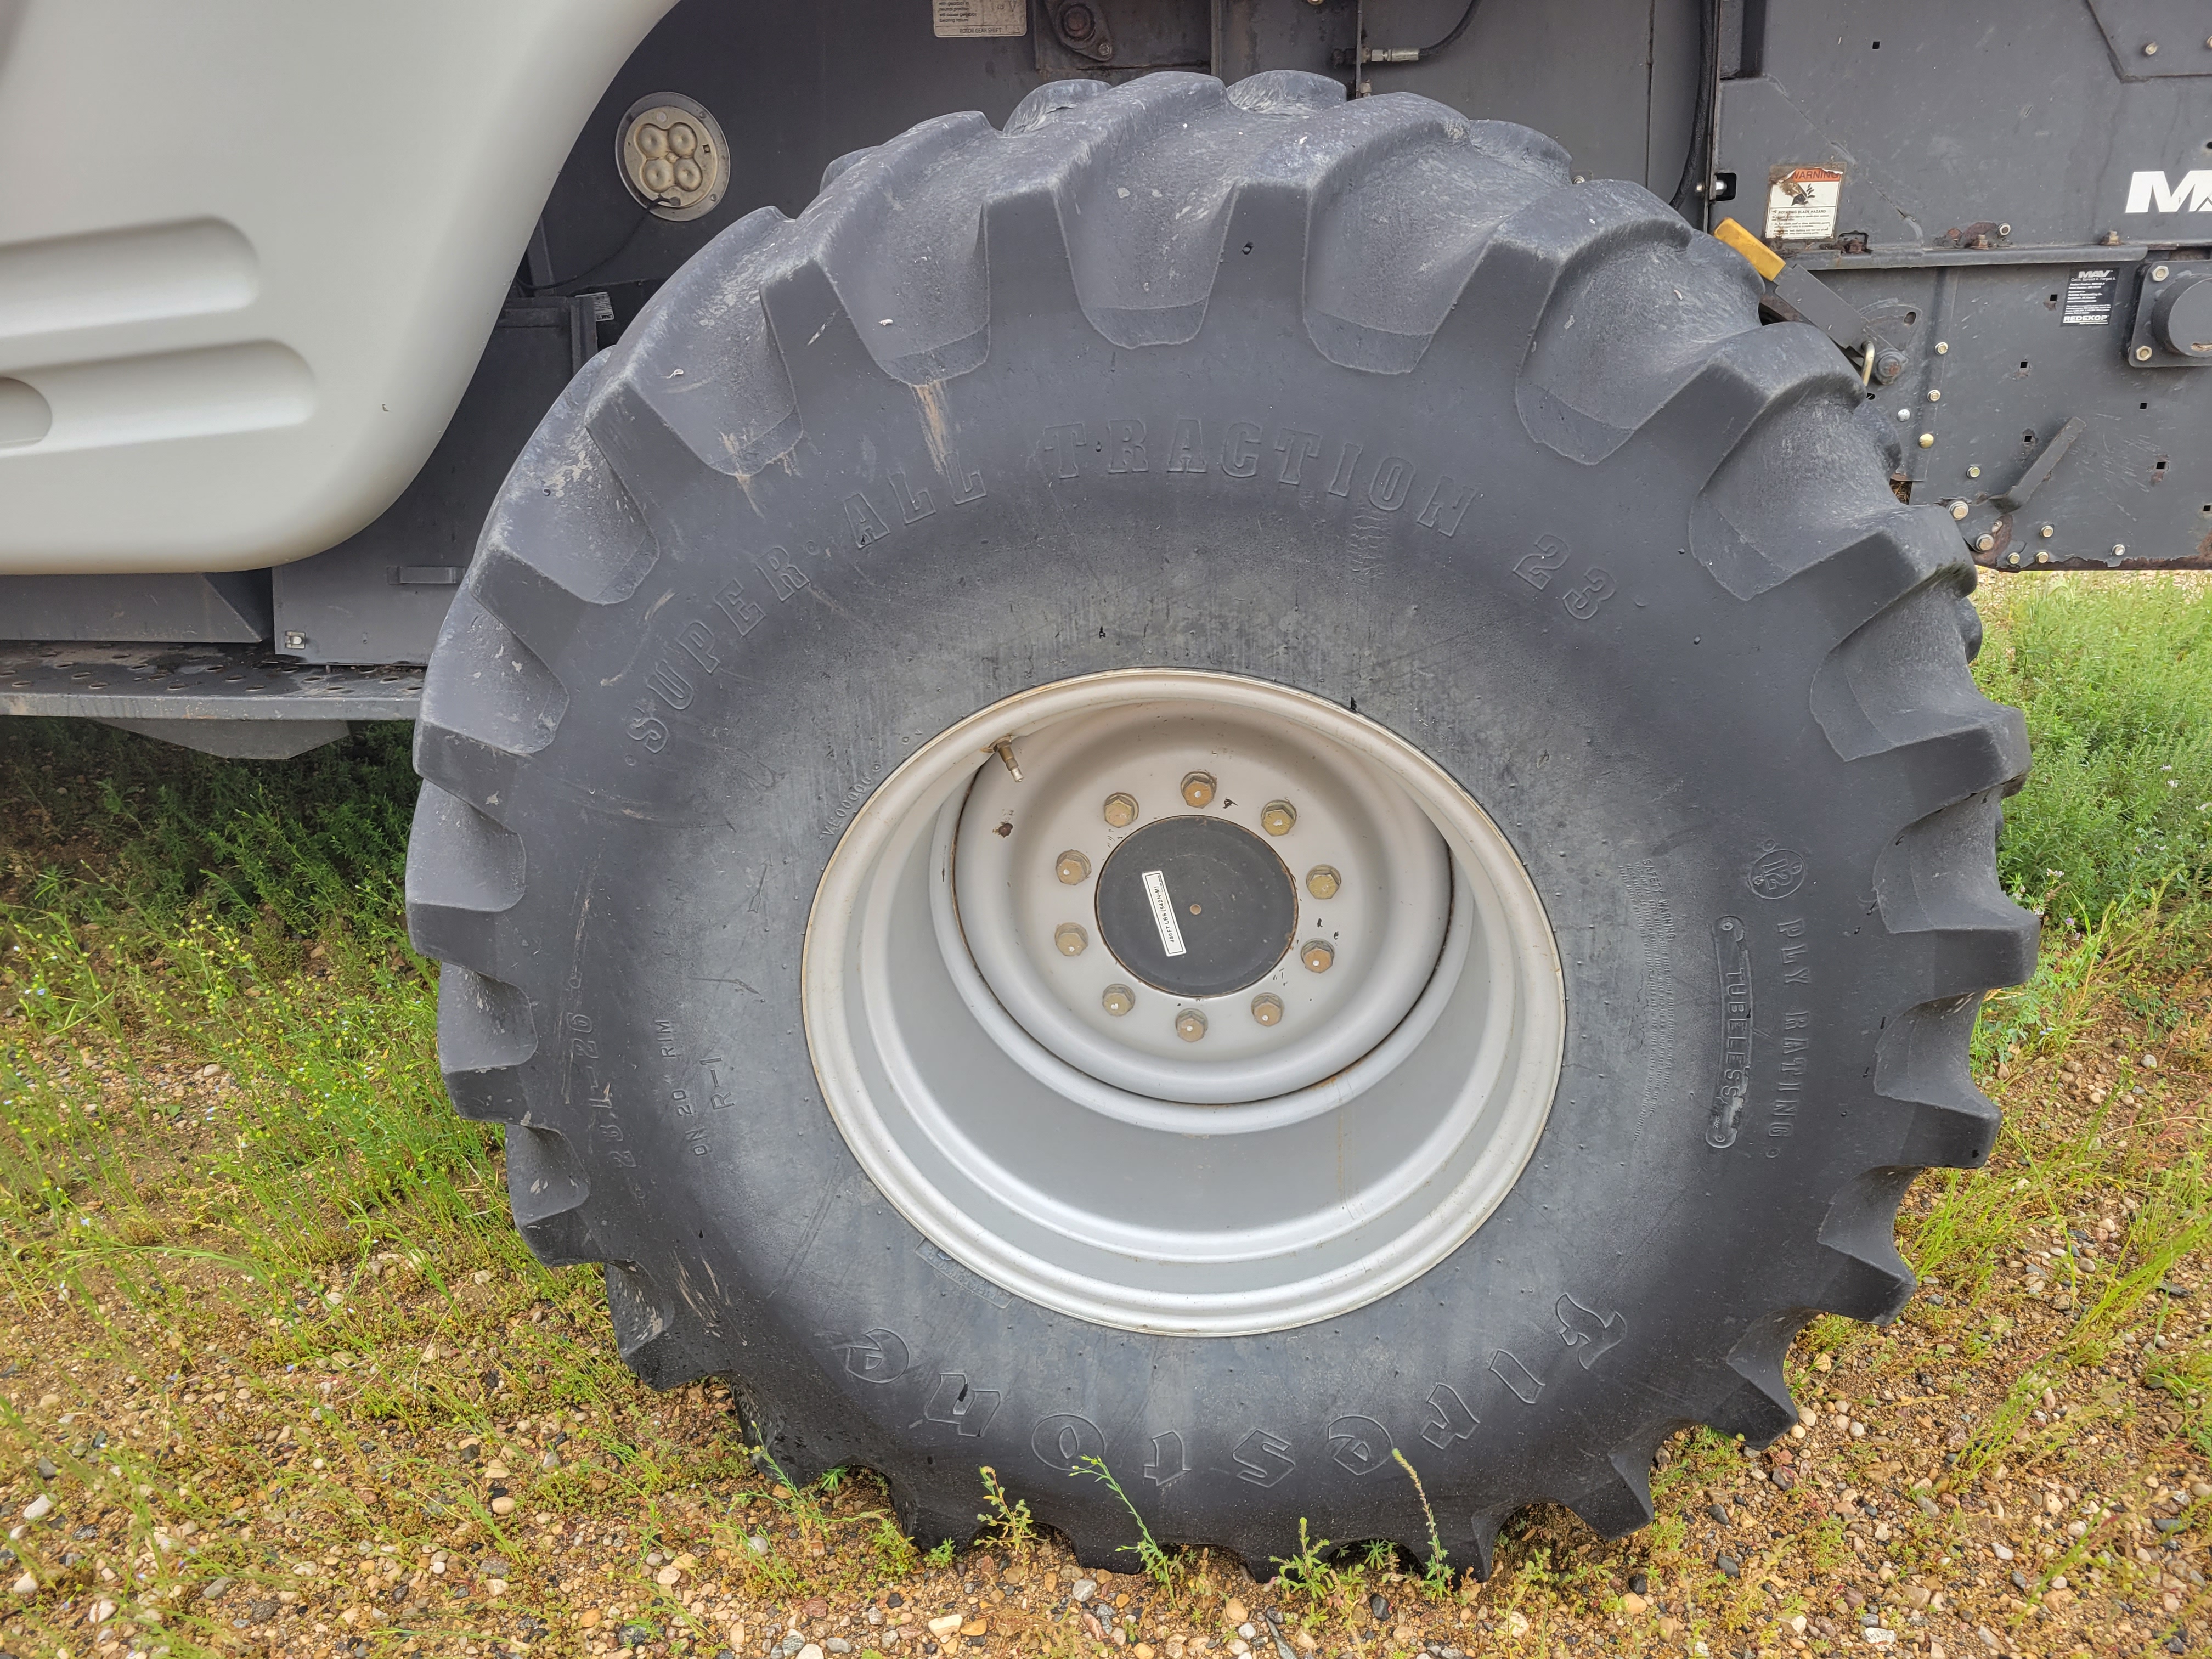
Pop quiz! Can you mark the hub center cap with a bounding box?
[1097,816,1296,996]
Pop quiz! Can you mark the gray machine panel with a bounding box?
[1717,1,2212,567]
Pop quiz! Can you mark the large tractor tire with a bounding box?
[405,70,2034,1575]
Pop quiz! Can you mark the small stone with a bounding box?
[657,1565,682,1587]
[34,1458,54,1480]
[1716,1553,1741,1577]
[961,1619,988,1637]
[1223,1599,1246,1624]
[1238,1624,1257,1641]
[8,1572,33,1596]
[1903,1586,1931,1609]
[1621,1593,1648,1615]
[928,1615,964,1638]
[19,1496,49,1522]
[1628,1573,1649,1596]
[578,1610,601,1628]
[1369,1595,1390,1622]
[490,1496,517,1516]
[798,1645,825,1659]
[827,1641,851,1655]
[749,1534,770,1554]
[1991,1542,2013,1561]
[541,1449,563,1470]
[1073,1579,1097,1604]
[201,1577,232,1602]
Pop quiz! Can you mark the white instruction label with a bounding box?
[933,0,1026,37]
[1141,869,1188,958]
[1764,166,1844,242]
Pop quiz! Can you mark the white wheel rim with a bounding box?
[802,670,1565,1335]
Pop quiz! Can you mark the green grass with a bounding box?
[1974,573,2212,929]
[0,573,2210,1658]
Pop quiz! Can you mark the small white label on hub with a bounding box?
[1141,869,1188,957]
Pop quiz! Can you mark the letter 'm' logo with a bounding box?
[2126,171,2212,213]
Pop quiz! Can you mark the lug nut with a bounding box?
[1260,800,1296,836]
[1301,940,1335,973]
[1306,865,1340,900]
[1056,849,1092,885]
[1054,923,1088,957]
[1181,771,1217,808]
[1101,984,1134,1017]
[1102,792,1138,828]
[1251,994,1284,1026]
[1175,1008,1209,1042]
[1949,501,1970,521]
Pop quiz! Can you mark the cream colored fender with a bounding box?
[0,0,678,573]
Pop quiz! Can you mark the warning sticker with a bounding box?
[1141,869,1188,958]
[1764,166,1844,243]
[933,0,1025,36]
[2062,267,2120,325]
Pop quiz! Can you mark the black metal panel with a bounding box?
[1718,0,2212,567]
[0,570,271,643]
[269,295,605,665]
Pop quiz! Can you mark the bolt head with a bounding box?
[1180,771,1217,808]
[1927,388,1942,402]
[1918,433,1936,449]
[1301,940,1335,974]
[2006,550,2020,566]
[283,632,307,650]
[1055,850,1092,885]
[1967,465,1982,478]
[1250,994,1284,1028]
[1101,984,1133,1018]
[1260,800,1296,836]
[1102,792,1138,828]
[1976,534,1996,553]
[2145,40,2159,54]
[1935,341,1950,354]
[2040,523,2055,538]
[2114,544,2129,557]
[1053,923,1088,958]
[1174,1008,1208,1043]
[1997,224,2011,238]
[1950,501,1970,521]
[2137,345,2156,362]
[2154,265,2171,282]
[1305,865,1340,901]
[2036,549,2052,564]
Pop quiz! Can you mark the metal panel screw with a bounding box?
[1056,850,1091,885]
[2040,523,2055,538]
[1101,985,1133,1017]
[1054,923,1088,957]
[1175,1008,1208,1043]
[1918,433,1936,448]
[2137,345,2156,362]
[2114,544,2129,557]
[1935,341,1950,354]
[1102,792,1138,827]
[1260,800,1297,836]
[1976,534,1996,552]
[1251,994,1284,1027]
[283,632,307,650]
[1180,772,1217,808]
[1927,389,1942,402]
[1301,940,1335,973]
[2145,41,2160,54]
[2152,264,2171,282]
[1950,502,1971,521]
[1306,865,1340,900]
[1967,465,1982,478]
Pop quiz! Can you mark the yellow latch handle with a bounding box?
[1713,217,1786,281]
